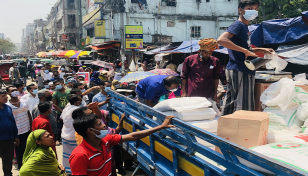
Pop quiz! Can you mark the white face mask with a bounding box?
[11,91,19,98]
[243,10,258,21]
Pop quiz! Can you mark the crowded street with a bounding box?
[1,0,308,176]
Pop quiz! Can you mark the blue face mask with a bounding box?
[44,85,50,88]
[104,87,111,92]
[23,87,26,92]
[81,89,86,93]
[91,128,108,139]
[44,70,49,74]
[243,9,258,21]
[55,85,62,90]
[32,89,38,94]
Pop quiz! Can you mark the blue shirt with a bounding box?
[0,104,18,140]
[136,75,181,103]
[226,20,255,75]
[92,92,108,110]
[50,77,63,81]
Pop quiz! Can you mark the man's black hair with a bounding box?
[99,81,111,86]
[163,76,180,87]
[53,70,59,74]
[72,107,99,138]
[77,76,85,80]
[0,89,7,95]
[69,94,80,105]
[81,61,85,64]
[14,80,24,89]
[11,62,16,66]
[30,61,33,64]
[20,62,24,66]
[38,102,51,114]
[238,0,260,8]
[63,74,69,78]
[70,88,81,95]
[73,82,83,88]
[53,79,60,84]
[44,80,51,84]
[26,84,35,91]
[6,86,14,92]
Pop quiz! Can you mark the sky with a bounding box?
[0,0,58,43]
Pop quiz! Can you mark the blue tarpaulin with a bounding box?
[250,11,308,47]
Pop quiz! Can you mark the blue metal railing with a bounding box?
[107,90,306,176]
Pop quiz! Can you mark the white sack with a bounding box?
[293,73,308,85]
[154,97,212,112]
[162,108,216,121]
[263,106,303,131]
[129,59,136,72]
[265,52,288,72]
[267,130,308,144]
[260,78,295,111]
[247,142,308,174]
[292,87,308,106]
[297,102,308,121]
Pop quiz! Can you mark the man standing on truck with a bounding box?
[181,38,220,101]
[217,0,274,115]
[69,106,174,176]
[136,75,181,107]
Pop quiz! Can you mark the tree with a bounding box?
[0,38,16,54]
[252,0,308,24]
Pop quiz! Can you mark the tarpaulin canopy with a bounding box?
[250,11,308,47]
[276,43,308,65]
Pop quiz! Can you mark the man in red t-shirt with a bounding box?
[69,106,174,176]
[32,102,57,156]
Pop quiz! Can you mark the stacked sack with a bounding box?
[260,76,308,144]
[153,97,220,148]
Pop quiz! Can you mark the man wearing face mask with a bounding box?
[50,71,63,82]
[136,75,181,107]
[181,38,220,101]
[67,78,77,89]
[41,67,53,81]
[92,81,112,110]
[52,80,71,144]
[32,90,57,136]
[69,107,174,176]
[14,80,28,99]
[20,84,39,114]
[217,0,274,115]
[6,86,32,170]
[73,82,100,105]
[60,94,82,174]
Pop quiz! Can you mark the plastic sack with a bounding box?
[297,103,308,121]
[292,87,308,106]
[249,142,308,174]
[265,52,288,72]
[153,97,212,112]
[293,73,308,85]
[162,108,216,121]
[263,106,303,131]
[260,78,295,111]
[267,129,308,144]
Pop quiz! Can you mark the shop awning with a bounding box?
[90,41,121,50]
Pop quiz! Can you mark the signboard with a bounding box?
[94,0,104,4]
[94,20,106,39]
[77,72,90,84]
[61,34,69,41]
[125,25,143,49]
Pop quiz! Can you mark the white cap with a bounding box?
[49,82,54,85]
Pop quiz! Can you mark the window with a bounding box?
[57,19,62,30]
[68,0,75,9]
[162,0,176,7]
[191,26,201,38]
[68,15,76,28]
[87,28,94,38]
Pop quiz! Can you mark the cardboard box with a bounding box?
[254,82,272,111]
[216,111,269,153]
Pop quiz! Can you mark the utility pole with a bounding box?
[120,9,125,74]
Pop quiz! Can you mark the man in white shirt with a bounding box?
[60,94,82,174]
[41,67,53,80]
[21,84,39,115]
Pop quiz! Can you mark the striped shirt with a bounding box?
[6,100,30,135]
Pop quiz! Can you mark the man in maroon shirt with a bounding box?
[32,102,57,156]
[181,38,220,101]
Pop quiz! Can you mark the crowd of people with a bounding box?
[0,0,277,175]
